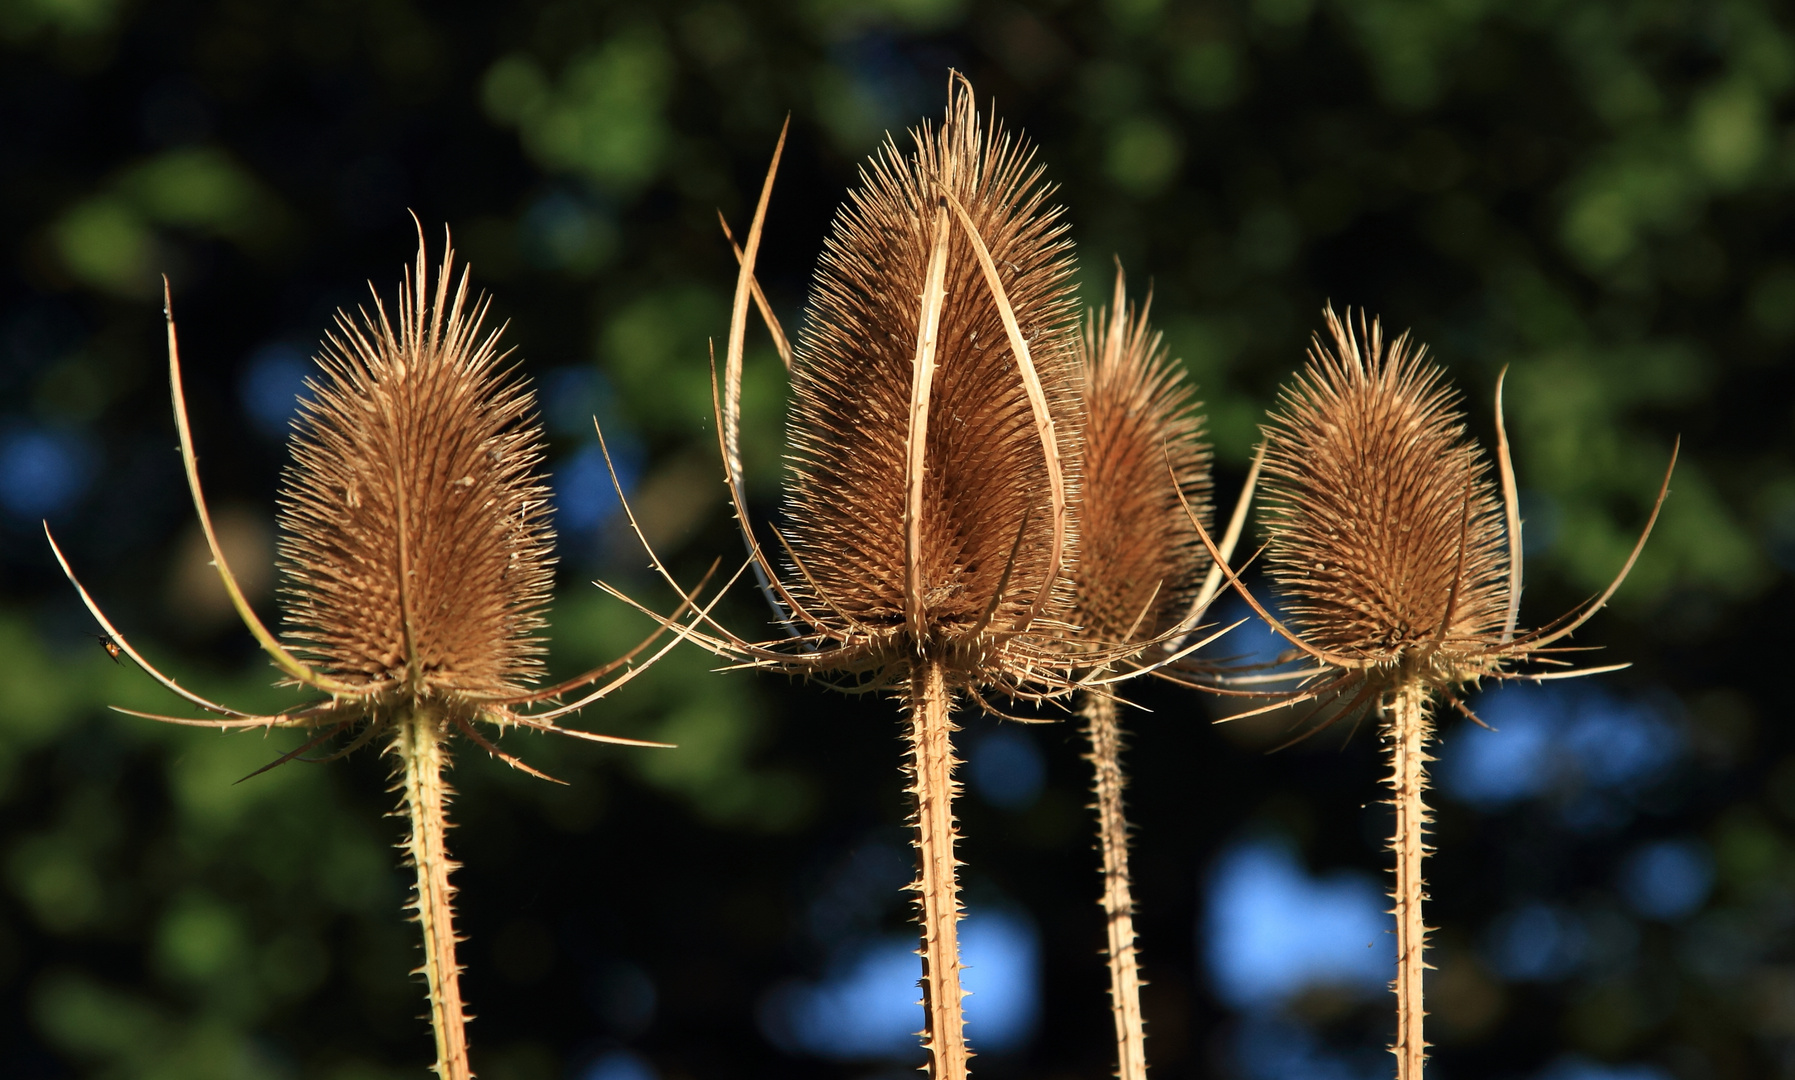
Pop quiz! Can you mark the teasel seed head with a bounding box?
[688,72,1093,699]
[1258,306,1508,686]
[278,238,555,701]
[1070,267,1211,652]
[1188,303,1675,719]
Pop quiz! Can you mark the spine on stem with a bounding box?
[1385,680,1434,1080]
[1083,691,1148,1080]
[908,659,970,1079]
[395,707,472,1080]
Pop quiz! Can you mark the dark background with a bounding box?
[1,0,1790,1078]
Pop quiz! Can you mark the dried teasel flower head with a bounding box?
[778,73,1084,682]
[1259,306,1509,686]
[632,75,1113,1080]
[279,240,555,701]
[674,72,1099,699]
[47,227,704,1080]
[1194,305,1676,1080]
[1209,303,1676,706]
[1071,265,1212,652]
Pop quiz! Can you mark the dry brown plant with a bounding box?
[1067,265,1211,1080]
[46,232,714,1080]
[603,75,1173,1078]
[1189,306,1676,1080]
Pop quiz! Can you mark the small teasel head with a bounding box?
[1189,304,1675,720]
[1070,265,1211,653]
[278,238,555,704]
[1258,306,1509,688]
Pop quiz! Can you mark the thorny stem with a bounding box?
[1385,680,1433,1080]
[1082,691,1148,1080]
[395,707,472,1080]
[908,659,970,1079]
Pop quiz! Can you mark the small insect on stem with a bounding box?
[88,631,125,665]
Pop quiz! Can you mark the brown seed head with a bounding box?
[778,75,1084,680]
[277,238,555,699]
[1259,307,1507,681]
[1071,276,1211,649]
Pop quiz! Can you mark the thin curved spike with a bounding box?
[705,352,814,635]
[1264,679,1381,754]
[1208,677,1354,724]
[497,710,677,748]
[1106,618,1248,683]
[455,714,567,784]
[236,720,354,783]
[1187,443,1266,625]
[967,504,1032,639]
[719,121,803,634]
[1209,667,1332,687]
[1494,367,1524,644]
[717,210,793,370]
[1172,457,1349,669]
[587,572,762,663]
[904,200,954,638]
[1516,661,1632,681]
[769,527,872,637]
[47,524,273,718]
[1525,439,1678,650]
[521,571,736,723]
[965,685,1058,724]
[162,279,361,696]
[1441,690,1494,732]
[300,716,389,764]
[110,704,333,728]
[489,559,722,705]
[1422,465,1478,656]
[940,190,1068,632]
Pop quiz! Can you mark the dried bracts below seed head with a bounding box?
[1070,268,1211,656]
[772,74,1085,688]
[279,242,556,701]
[1258,306,1508,688]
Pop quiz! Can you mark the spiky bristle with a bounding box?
[1073,283,1211,647]
[277,238,555,697]
[1259,307,1507,665]
[780,75,1083,648]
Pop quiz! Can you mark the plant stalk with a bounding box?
[1082,690,1147,1080]
[1385,679,1434,1080]
[395,706,472,1080]
[908,658,970,1079]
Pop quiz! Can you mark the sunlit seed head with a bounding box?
[276,236,555,699]
[1071,284,1211,648]
[1258,306,1508,674]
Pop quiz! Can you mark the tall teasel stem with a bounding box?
[1082,692,1147,1080]
[393,706,470,1080]
[908,659,969,1078]
[1385,679,1434,1080]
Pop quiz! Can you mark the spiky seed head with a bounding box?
[1072,287,1211,648]
[1259,307,1508,678]
[780,76,1083,672]
[277,238,555,699]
